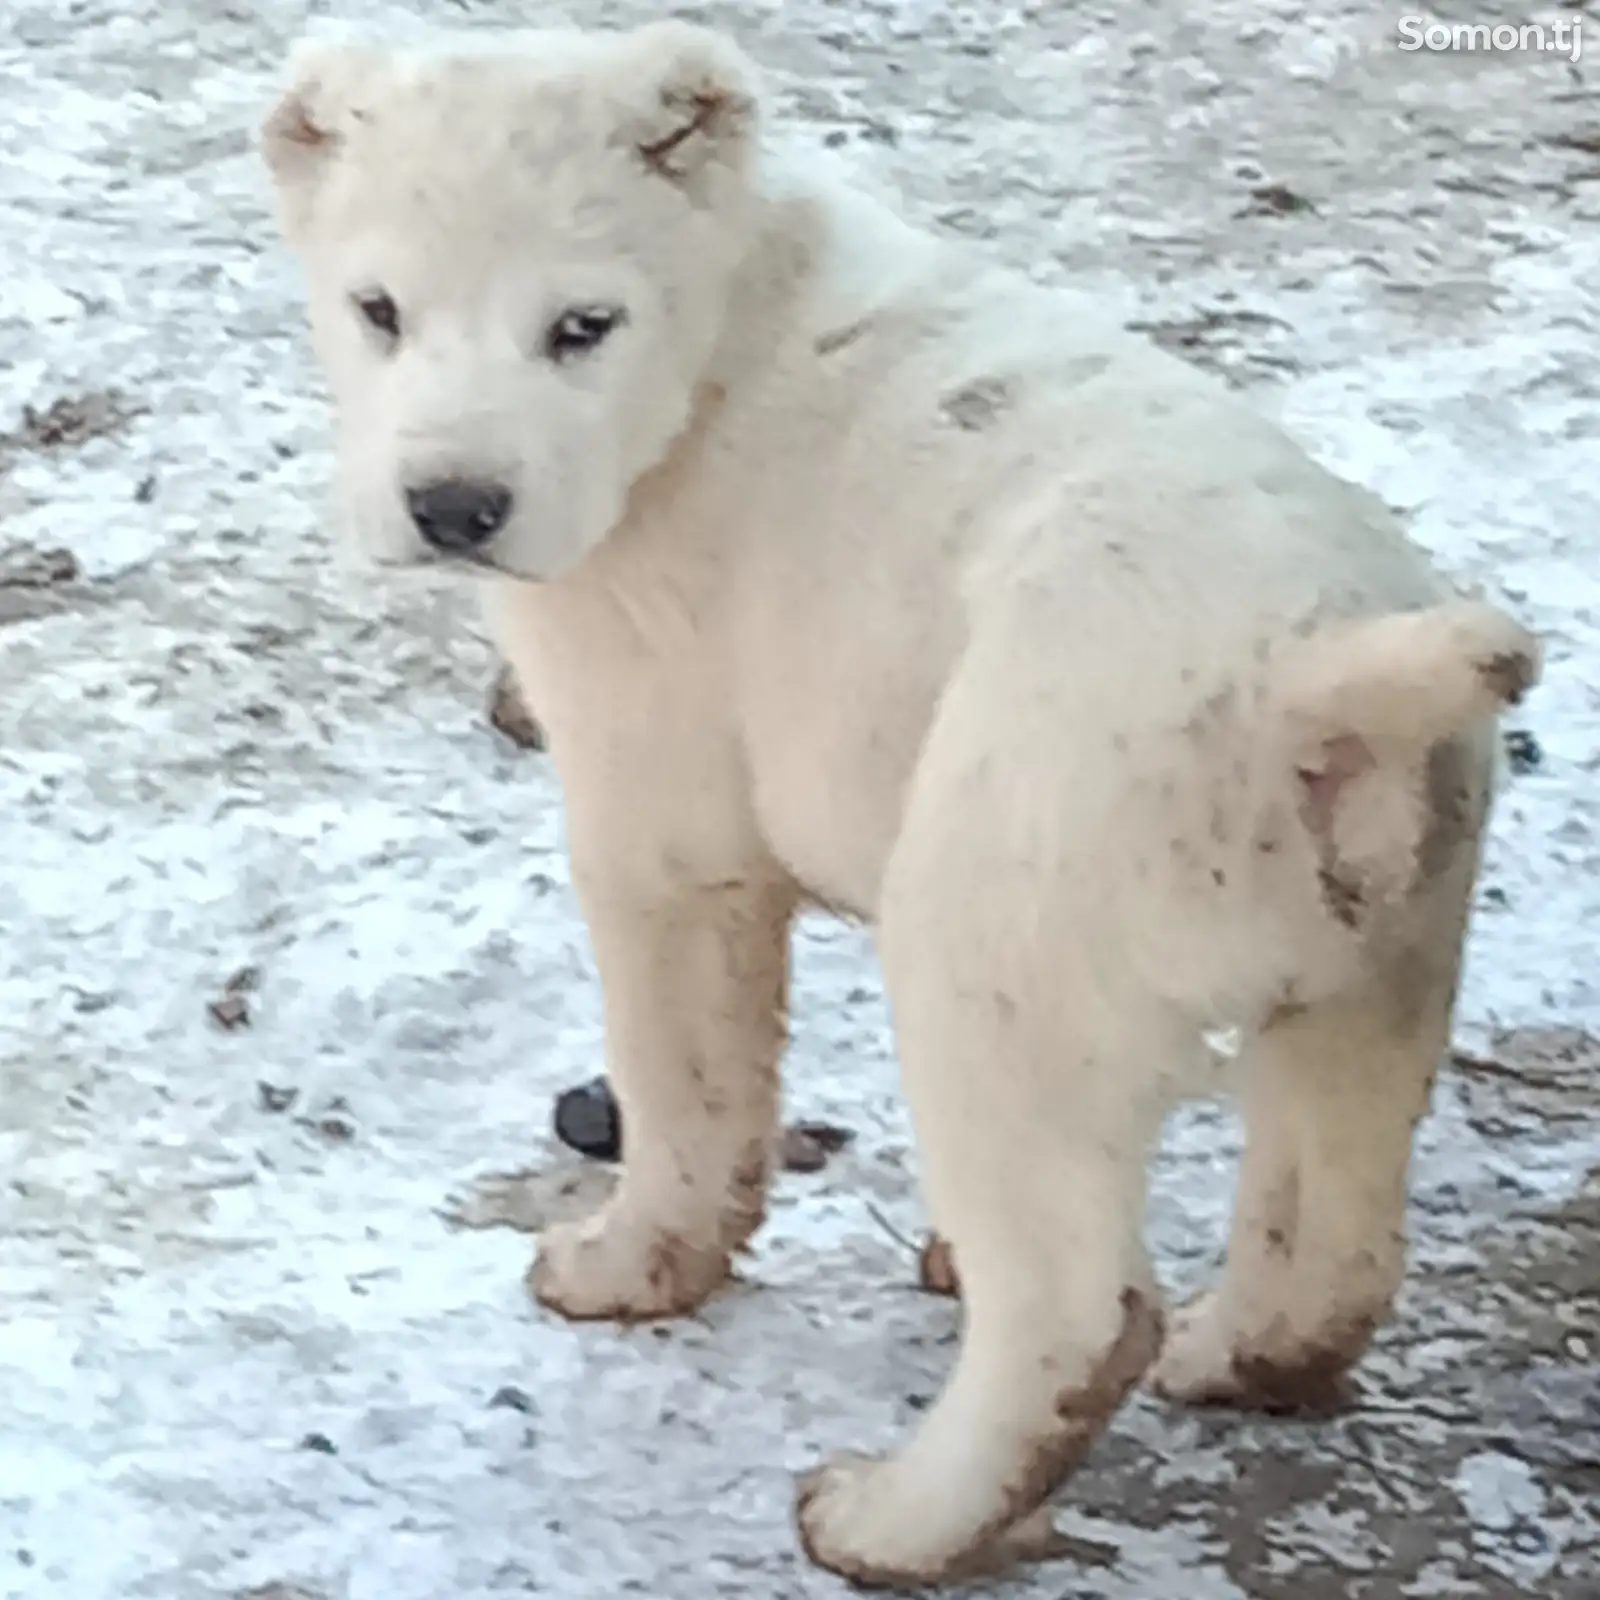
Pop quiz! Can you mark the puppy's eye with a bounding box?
[353,290,401,341]
[544,305,626,362]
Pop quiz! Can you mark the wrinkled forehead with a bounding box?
[315,44,676,260]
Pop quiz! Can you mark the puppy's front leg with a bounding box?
[530,871,794,1322]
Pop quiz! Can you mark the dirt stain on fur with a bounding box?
[798,1287,1163,1588]
[1476,649,1538,706]
[1416,735,1477,884]
[998,1290,1166,1530]
[1184,683,1239,741]
[721,1138,769,1252]
[1317,864,1366,928]
[1294,736,1377,930]
[1226,1309,1379,1417]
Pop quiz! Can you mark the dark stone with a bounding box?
[1504,727,1543,775]
[553,1076,622,1161]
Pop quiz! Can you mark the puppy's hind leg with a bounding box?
[795,680,1175,1586]
[1153,599,1533,1411]
[1150,965,1454,1413]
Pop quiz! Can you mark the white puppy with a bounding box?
[262,21,1540,1587]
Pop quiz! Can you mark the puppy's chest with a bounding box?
[725,544,965,920]
[741,673,942,923]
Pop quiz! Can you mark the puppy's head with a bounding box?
[262,21,762,580]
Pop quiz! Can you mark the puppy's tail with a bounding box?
[1273,601,1541,920]
[1277,600,1541,753]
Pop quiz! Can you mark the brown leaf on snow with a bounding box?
[918,1233,961,1297]
[1237,181,1317,217]
[487,662,547,750]
[207,966,261,1031]
[207,993,250,1031]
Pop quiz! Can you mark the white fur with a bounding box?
[263,21,1542,1587]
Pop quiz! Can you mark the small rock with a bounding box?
[208,966,261,1031]
[553,1077,621,1161]
[489,1385,535,1413]
[552,1078,856,1174]
[780,1130,830,1173]
[257,1081,298,1114]
[1240,182,1316,217]
[1504,728,1543,775]
[780,1121,856,1173]
[0,546,79,588]
[297,1432,337,1455]
[208,993,250,1031]
[294,1094,356,1144]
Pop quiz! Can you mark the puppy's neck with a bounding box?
[704,149,945,393]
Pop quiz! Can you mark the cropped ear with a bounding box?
[259,37,385,239]
[615,21,761,190]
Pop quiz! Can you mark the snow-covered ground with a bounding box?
[2,1,1596,1595]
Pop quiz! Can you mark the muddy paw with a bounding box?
[528,1211,730,1323]
[796,1453,940,1589]
[794,1452,1017,1589]
[1148,1291,1358,1416]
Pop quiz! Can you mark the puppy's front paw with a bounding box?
[528,1206,729,1323]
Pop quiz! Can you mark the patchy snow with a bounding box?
[1,1,1596,1597]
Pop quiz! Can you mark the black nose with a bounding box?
[406,478,513,551]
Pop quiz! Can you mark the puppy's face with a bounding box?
[262,21,762,581]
